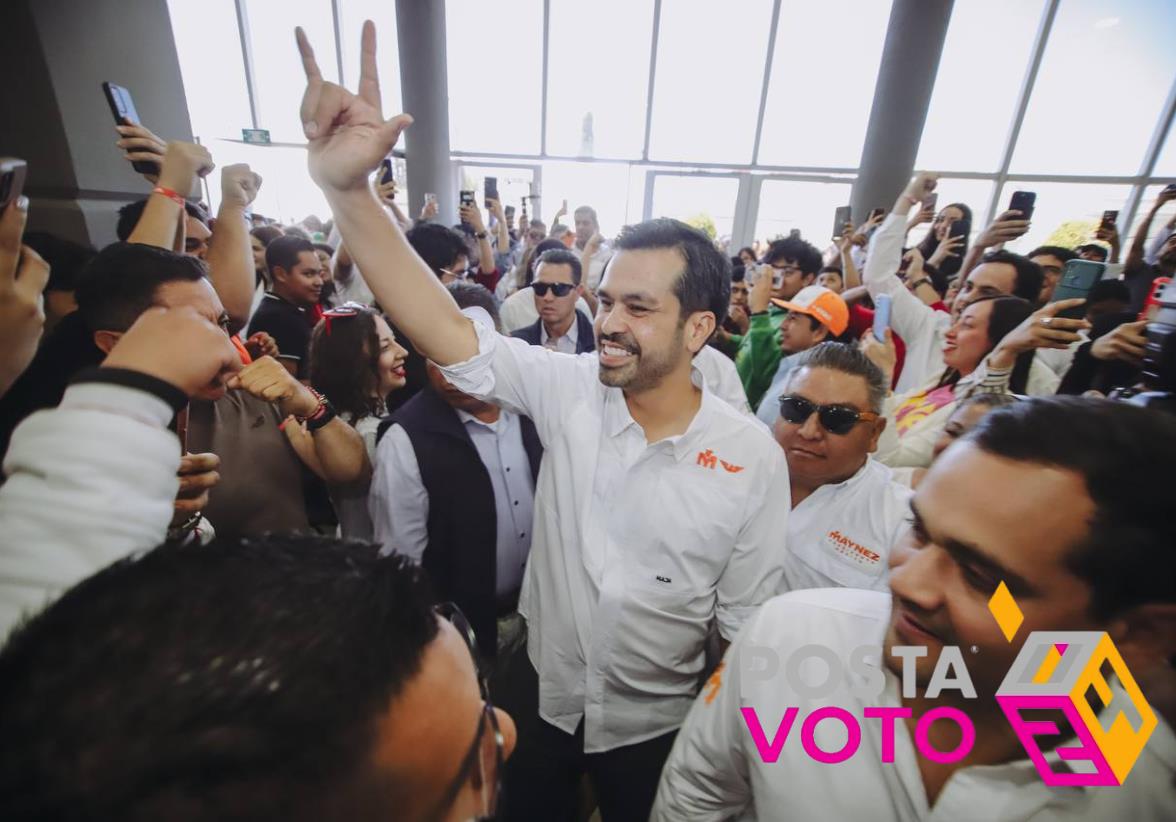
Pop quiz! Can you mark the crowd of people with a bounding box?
[0,19,1174,822]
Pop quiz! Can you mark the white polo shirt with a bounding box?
[438,319,791,753]
[653,588,1176,822]
[781,458,912,594]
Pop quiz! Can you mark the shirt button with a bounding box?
[506,467,511,472]
[520,532,526,538]
[514,500,519,506]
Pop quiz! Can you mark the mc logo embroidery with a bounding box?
[989,583,1157,786]
[696,450,744,473]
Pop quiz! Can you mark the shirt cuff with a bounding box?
[434,312,501,398]
[58,381,178,429]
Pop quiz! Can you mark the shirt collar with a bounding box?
[540,314,579,346]
[456,408,511,432]
[601,367,717,461]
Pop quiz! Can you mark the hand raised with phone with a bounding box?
[975,209,1030,250]
[0,198,51,397]
[115,122,167,184]
[156,142,214,199]
[295,22,414,193]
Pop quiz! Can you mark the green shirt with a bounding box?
[735,305,786,410]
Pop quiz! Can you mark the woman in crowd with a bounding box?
[866,294,1040,468]
[296,303,409,539]
[890,392,1018,488]
[249,224,284,315]
[737,246,758,267]
[916,201,972,292]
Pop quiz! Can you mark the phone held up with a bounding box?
[484,176,498,209]
[379,158,395,187]
[832,205,852,240]
[102,81,160,177]
[1008,190,1036,222]
[459,190,475,226]
[0,158,28,211]
[1099,210,1119,232]
[873,293,891,343]
[1051,259,1104,320]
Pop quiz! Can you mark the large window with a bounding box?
[166,0,252,143]
[756,0,892,169]
[338,0,402,117]
[753,179,855,248]
[544,0,654,159]
[995,181,1133,253]
[916,0,1046,173]
[1010,0,1176,175]
[646,0,774,164]
[650,175,740,240]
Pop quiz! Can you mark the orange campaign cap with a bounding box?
[771,285,849,336]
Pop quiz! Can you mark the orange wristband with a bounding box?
[152,185,186,206]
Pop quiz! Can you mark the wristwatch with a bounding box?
[475,230,489,240]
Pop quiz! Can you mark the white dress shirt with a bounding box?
[653,588,1176,822]
[781,458,911,594]
[331,414,381,541]
[575,241,614,291]
[370,409,535,597]
[437,319,791,752]
[540,314,579,354]
[863,214,1057,397]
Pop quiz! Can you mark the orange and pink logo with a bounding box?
[989,582,1157,786]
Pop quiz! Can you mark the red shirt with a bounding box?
[847,304,907,390]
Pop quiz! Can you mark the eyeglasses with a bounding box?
[778,395,880,435]
[532,282,575,297]
[432,602,503,821]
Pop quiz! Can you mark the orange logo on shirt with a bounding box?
[704,661,725,705]
[696,449,744,473]
[827,530,881,564]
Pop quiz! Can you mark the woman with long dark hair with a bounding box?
[916,202,972,292]
[291,303,409,539]
[867,294,1039,468]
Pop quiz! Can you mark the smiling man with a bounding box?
[653,397,1176,821]
[247,234,324,378]
[293,22,789,818]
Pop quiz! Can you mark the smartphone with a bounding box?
[1051,259,1105,319]
[0,158,28,210]
[484,176,498,208]
[948,218,971,242]
[459,190,475,226]
[922,191,938,212]
[102,81,160,177]
[1163,183,1176,197]
[1099,209,1119,230]
[1008,190,1036,221]
[424,192,437,205]
[873,293,891,342]
[1139,277,1171,322]
[379,158,395,186]
[832,205,852,239]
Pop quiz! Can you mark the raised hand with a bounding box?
[975,209,1030,250]
[220,163,262,209]
[900,173,938,211]
[226,355,320,418]
[296,22,413,192]
[157,141,214,198]
[115,122,166,184]
[988,299,1089,371]
[0,198,50,397]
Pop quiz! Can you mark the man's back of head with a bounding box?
[76,242,207,334]
[0,536,453,821]
[407,223,469,276]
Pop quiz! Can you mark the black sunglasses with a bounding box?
[778,395,880,436]
[431,602,503,821]
[532,282,575,297]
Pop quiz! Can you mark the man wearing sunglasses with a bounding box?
[512,248,596,355]
[772,343,911,593]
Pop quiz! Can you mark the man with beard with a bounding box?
[294,22,788,818]
[862,173,1053,395]
[654,397,1176,821]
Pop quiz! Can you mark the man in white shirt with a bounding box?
[865,174,1051,394]
[573,205,613,291]
[772,343,911,594]
[294,29,789,816]
[654,396,1176,821]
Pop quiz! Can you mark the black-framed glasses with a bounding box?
[432,602,503,821]
[778,395,880,436]
[532,282,575,297]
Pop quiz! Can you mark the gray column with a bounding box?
[396,0,454,225]
[0,0,194,247]
[851,0,953,223]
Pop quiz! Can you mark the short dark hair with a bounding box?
[938,294,1035,393]
[312,242,335,257]
[1086,278,1131,305]
[250,224,284,247]
[787,342,887,413]
[818,265,843,281]
[1075,243,1109,262]
[979,249,1045,303]
[116,198,208,242]
[737,246,756,261]
[612,218,730,327]
[265,235,316,275]
[282,225,313,242]
[406,222,468,276]
[525,239,566,286]
[534,248,582,285]
[1027,245,1078,265]
[22,231,95,293]
[731,264,747,283]
[763,236,823,277]
[0,536,440,819]
[573,205,598,223]
[309,306,384,420]
[967,397,1176,619]
[76,242,207,333]
[447,281,502,333]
